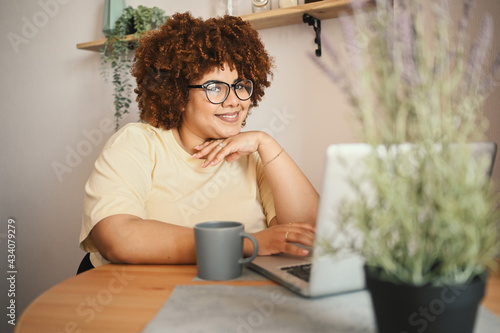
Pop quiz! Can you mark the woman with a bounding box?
[78,12,319,271]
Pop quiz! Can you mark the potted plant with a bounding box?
[101,5,168,130]
[310,0,500,332]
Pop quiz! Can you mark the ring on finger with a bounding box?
[217,140,223,148]
[285,231,289,241]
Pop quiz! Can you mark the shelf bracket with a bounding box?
[303,13,321,57]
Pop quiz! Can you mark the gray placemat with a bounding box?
[143,285,374,332]
[192,265,269,281]
[475,307,500,333]
[143,284,500,333]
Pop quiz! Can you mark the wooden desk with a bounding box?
[16,265,273,333]
[16,262,500,333]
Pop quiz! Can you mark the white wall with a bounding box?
[1,1,499,333]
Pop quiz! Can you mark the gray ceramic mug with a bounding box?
[194,221,259,280]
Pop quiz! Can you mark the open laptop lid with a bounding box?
[312,141,498,294]
[314,141,498,253]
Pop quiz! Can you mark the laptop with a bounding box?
[247,142,497,298]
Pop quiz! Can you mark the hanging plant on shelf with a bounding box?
[101,5,168,131]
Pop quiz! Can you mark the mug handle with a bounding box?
[239,232,259,264]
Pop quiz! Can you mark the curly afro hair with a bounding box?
[131,12,274,130]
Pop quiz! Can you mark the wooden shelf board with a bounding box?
[76,34,136,52]
[240,0,355,30]
[76,0,373,52]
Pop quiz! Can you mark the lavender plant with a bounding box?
[313,0,500,286]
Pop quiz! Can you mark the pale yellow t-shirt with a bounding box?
[79,123,276,267]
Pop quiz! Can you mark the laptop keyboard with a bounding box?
[281,263,312,282]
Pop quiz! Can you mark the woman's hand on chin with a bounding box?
[192,131,269,168]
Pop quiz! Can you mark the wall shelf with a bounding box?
[239,0,357,30]
[76,0,372,52]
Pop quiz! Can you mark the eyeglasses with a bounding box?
[188,79,254,104]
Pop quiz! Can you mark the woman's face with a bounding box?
[181,63,251,142]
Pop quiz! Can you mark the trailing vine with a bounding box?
[101,6,168,130]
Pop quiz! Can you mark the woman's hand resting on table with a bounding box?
[245,222,316,257]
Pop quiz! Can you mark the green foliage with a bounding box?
[338,144,499,286]
[101,6,168,131]
[313,0,500,286]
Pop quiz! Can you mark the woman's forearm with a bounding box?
[90,214,197,264]
[257,133,319,225]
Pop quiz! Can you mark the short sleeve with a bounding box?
[79,124,156,252]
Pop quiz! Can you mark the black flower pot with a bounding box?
[364,266,486,333]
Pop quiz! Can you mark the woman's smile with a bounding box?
[215,111,240,123]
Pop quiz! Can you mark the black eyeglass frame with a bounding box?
[188,79,254,105]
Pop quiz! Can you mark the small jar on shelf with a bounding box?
[252,0,272,13]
